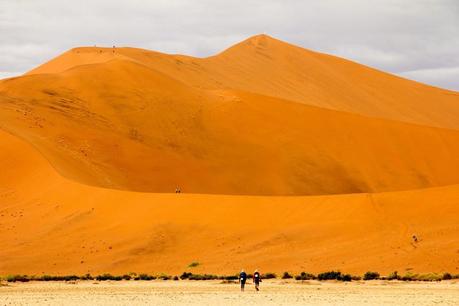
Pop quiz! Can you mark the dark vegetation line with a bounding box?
[2,271,458,283]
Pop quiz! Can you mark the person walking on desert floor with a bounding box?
[239,269,247,291]
[253,269,261,291]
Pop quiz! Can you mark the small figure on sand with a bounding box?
[412,234,418,243]
[239,269,247,291]
[175,186,181,193]
[253,269,261,291]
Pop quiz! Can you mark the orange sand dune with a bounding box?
[1,51,459,194]
[26,35,459,130]
[1,128,458,275]
[1,35,459,275]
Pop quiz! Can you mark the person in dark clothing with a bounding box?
[239,269,247,291]
[253,269,261,291]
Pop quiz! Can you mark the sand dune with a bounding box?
[25,35,459,130]
[1,35,459,275]
[1,40,459,194]
[1,129,459,275]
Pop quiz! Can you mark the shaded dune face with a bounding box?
[1,34,459,195]
[1,128,459,275]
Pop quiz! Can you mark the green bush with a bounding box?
[401,272,417,281]
[338,274,352,282]
[6,275,30,282]
[363,271,380,280]
[158,274,172,280]
[221,274,238,281]
[262,273,277,279]
[95,274,122,281]
[442,273,452,280]
[387,271,400,280]
[318,271,341,281]
[122,274,132,280]
[180,272,192,280]
[417,273,442,282]
[189,274,218,280]
[295,272,316,280]
[351,275,362,281]
[282,272,293,279]
[136,274,155,281]
[173,276,179,281]
[80,274,94,280]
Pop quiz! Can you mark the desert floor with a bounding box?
[1,280,459,305]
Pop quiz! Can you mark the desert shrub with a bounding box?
[338,274,352,282]
[387,271,400,281]
[158,274,172,280]
[262,273,277,279]
[137,274,155,281]
[442,273,452,280]
[363,271,380,280]
[220,280,237,284]
[417,273,442,282]
[351,275,362,281]
[188,274,218,280]
[295,272,316,281]
[401,272,417,281]
[188,262,200,268]
[96,274,122,281]
[180,272,192,280]
[80,274,94,280]
[282,272,293,279]
[122,274,131,280]
[6,275,30,282]
[318,271,341,281]
[173,276,179,281]
[222,274,238,281]
[96,274,111,281]
[63,275,79,281]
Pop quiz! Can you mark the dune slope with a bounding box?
[0,59,459,195]
[26,35,459,130]
[1,129,459,275]
[1,48,459,194]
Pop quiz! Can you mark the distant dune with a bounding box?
[1,35,459,195]
[0,35,459,275]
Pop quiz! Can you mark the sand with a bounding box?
[1,36,459,195]
[1,280,459,305]
[1,34,459,276]
[1,128,459,275]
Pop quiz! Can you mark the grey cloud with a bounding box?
[0,0,458,90]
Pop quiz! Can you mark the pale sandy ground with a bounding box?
[1,280,459,306]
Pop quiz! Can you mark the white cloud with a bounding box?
[399,66,459,91]
[0,0,458,90]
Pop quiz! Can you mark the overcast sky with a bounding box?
[1,0,458,91]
